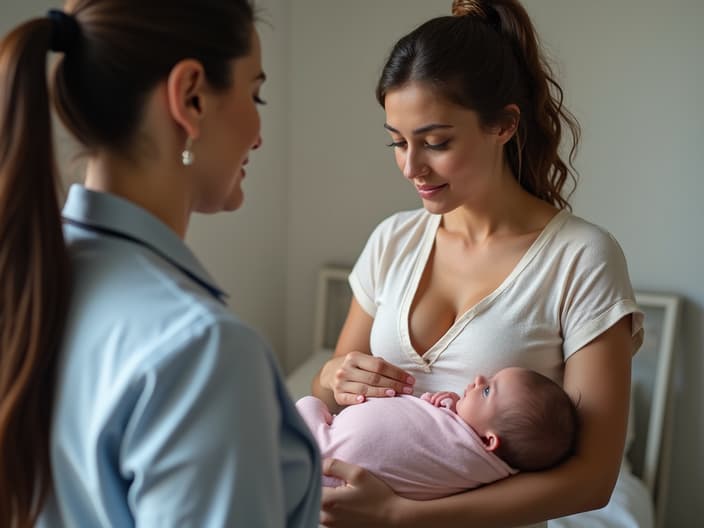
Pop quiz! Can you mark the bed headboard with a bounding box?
[312,266,354,355]
[630,292,681,528]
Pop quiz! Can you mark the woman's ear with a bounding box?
[482,431,500,452]
[496,104,520,145]
[166,59,207,140]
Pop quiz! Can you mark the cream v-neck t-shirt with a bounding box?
[349,208,643,397]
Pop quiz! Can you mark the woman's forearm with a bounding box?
[321,447,621,528]
[394,455,618,528]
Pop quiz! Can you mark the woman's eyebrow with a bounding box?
[383,123,454,135]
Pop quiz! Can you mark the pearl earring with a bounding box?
[182,137,195,166]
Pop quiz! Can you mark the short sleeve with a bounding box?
[349,219,390,317]
[120,318,315,527]
[561,231,644,359]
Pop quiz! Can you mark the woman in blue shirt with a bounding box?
[0,1,320,527]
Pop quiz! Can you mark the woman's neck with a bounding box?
[84,153,191,239]
[442,177,557,244]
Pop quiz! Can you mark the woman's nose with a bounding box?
[252,135,262,150]
[402,150,428,180]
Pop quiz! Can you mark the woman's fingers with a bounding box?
[320,458,402,527]
[322,457,366,483]
[332,373,412,404]
[335,381,399,399]
[330,351,416,405]
[341,353,414,392]
[353,353,415,385]
[334,391,368,407]
[333,382,399,406]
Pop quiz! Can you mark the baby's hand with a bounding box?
[420,391,460,411]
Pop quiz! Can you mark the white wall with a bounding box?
[3,1,702,525]
[286,1,704,526]
[187,0,289,356]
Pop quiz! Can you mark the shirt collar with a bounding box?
[62,184,227,303]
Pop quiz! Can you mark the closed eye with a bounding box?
[386,140,407,149]
[425,139,450,150]
[386,139,450,150]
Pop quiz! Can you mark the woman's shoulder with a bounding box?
[559,211,612,238]
[149,305,270,365]
[550,210,627,262]
[69,244,271,372]
[368,207,437,243]
[121,307,276,399]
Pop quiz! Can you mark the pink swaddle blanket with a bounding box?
[296,395,516,500]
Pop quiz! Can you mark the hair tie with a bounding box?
[47,9,80,53]
[452,0,488,18]
[451,0,501,31]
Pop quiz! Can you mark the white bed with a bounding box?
[286,272,681,528]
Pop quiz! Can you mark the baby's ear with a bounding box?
[482,431,500,452]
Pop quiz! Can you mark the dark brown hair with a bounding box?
[493,369,579,471]
[376,0,580,209]
[0,1,253,525]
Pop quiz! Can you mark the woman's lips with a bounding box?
[416,183,447,199]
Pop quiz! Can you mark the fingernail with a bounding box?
[356,395,365,402]
[385,389,396,397]
[406,376,415,384]
[403,386,413,394]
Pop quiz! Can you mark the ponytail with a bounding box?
[487,0,580,209]
[0,19,71,527]
[377,0,580,209]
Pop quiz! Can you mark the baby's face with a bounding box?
[455,367,529,437]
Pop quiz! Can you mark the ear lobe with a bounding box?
[166,59,207,140]
[482,431,500,452]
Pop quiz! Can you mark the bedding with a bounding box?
[548,463,654,528]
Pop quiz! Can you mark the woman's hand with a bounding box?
[321,351,415,407]
[320,458,408,528]
[312,297,414,412]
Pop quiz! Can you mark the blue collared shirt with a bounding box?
[38,185,320,527]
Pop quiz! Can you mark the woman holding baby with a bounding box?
[313,1,643,526]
